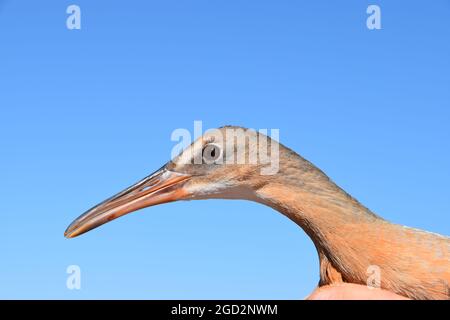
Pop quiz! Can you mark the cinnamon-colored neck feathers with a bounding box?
[253,149,450,300]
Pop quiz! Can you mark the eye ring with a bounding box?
[202,143,222,164]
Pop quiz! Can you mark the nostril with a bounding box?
[141,179,160,192]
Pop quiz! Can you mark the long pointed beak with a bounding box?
[64,167,191,238]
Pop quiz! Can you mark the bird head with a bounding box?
[64,126,280,238]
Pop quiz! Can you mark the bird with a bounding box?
[65,126,450,300]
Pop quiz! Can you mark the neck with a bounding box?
[253,150,450,299]
[255,163,382,285]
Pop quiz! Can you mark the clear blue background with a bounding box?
[0,0,449,299]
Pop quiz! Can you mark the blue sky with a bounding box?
[0,1,449,299]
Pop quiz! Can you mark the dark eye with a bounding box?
[202,143,222,164]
